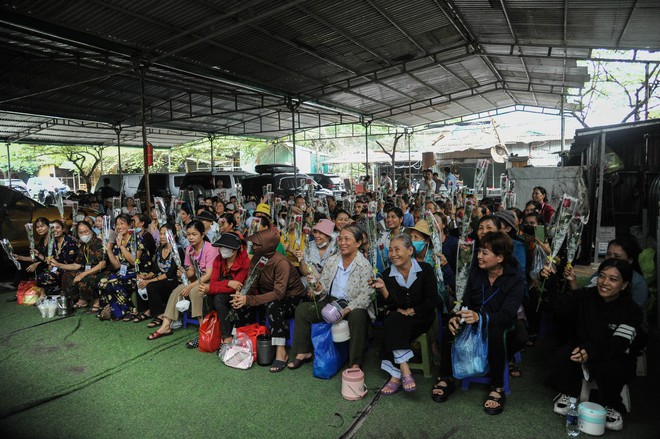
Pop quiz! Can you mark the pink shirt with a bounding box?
[183,241,218,275]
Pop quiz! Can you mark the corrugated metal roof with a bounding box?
[0,0,657,146]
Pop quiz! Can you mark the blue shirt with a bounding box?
[330,258,356,300]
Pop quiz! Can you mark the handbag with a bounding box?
[236,323,268,361]
[17,280,37,305]
[198,311,222,353]
[451,313,489,379]
[221,333,254,370]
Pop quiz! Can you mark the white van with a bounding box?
[178,170,253,202]
[93,174,142,199]
[27,176,67,198]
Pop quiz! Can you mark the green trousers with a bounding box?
[291,296,369,367]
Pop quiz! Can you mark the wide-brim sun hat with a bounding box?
[196,211,216,222]
[255,203,271,217]
[494,210,518,231]
[404,219,431,238]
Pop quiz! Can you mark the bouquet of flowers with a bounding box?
[0,238,20,269]
[165,229,188,286]
[25,223,35,261]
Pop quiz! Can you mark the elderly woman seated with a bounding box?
[435,231,525,415]
[288,225,375,371]
[371,234,439,394]
[544,258,643,432]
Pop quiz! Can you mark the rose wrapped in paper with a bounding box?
[165,229,189,286]
[102,215,111,254]
[128,229,138,271]
[293,214,303,250]
[47,224,55,259]
[227,256,268,321]
[425,210,448,307]
[453,237,474,312]
[54,191,64,218]
[154,197,168,228]
[25,223,35,261]
[473,159,490,194]
[0,239,20,269]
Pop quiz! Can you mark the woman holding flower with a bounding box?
[38,219,78,294]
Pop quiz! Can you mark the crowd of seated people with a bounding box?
[12,174,650,431]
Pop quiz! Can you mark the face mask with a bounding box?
[134,227,142,233]
[317,240,328,249]
[79,234,92,244]
[412,240,426,253]
[220,248,235,259]
[93,227,101,235]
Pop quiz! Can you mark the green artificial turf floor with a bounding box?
[0,290,657,439]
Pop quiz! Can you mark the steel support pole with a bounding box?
[560,97,565,164]
[139,67,152,213]
[5,143,10,187]
[285,98,300,191]
[593,132,607,264]
[113,124,122,178]
[208,133,215,170]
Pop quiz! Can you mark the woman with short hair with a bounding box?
[289,225,375,370]
[434,231,525,415]
[38,219,79,295]
[545,258,643,432]
[371,234,439,394]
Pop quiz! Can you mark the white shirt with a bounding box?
[330,257,356,300]
[388,259,422,289]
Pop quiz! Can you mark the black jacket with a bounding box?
[382,261,440,318]
[463,261,525,327]
[553,287,643,362]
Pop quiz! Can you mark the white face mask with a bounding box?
[79,234,92,244]
[316,240,328,249]
[220,248,235,259]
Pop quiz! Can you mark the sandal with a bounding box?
[431,377,456,403]
[484,386,506,415]
[73,301,88,309]
[86,306,101,315]
[186,337,199,349]
[402,374,417,392]
[509,363,522,378]
[380,379,402,395]
[147,317,163,328]
[133,312,150,323]
[147,330,173,340]
[287,356,313,370]
[122,313,136,322]
[270,358,288,373]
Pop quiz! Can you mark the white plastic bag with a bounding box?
[221,333,254,370]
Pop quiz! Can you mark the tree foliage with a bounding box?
[569,51,660,128]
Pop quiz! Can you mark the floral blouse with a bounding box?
[52,235,78,265]
[318,252,376,320]
[74,236,104,268]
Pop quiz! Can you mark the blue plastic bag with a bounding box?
[311,322,343,379]
[451,313,489,379]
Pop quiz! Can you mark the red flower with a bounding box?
[562,198,572,208]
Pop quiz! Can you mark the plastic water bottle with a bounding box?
[566,397,580,437]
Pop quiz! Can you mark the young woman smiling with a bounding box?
[39,219,79,294]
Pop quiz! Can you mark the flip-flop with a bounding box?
[147,330,173,340]
[287,356,313,370]
[380,379,402,395]
[270,359,288,373]
[402,374,417,392]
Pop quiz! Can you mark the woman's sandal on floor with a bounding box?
[402,374,417,392]
[86,306,101,315]
[484,386,506,415]
[122,312,136,322]
[133,312,150,323]
[287,356,313,370]
[147,317,163,328]
[147,330,173,340]
[509,363,522,378]
[431,377,456,403]
[73,301,88,309]
[270,358,288,373]
[380,379,402,395]
[186,337,199,349]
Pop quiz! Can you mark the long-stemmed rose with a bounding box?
[47,224,55,259]
[425,210,448,307]
[25,223,35,261]
[54,191,64,218]
[294,214,303,250]
[154,197,168,228]
[228,256,268,321]
[0,239,20,269]
[165,229,188,286]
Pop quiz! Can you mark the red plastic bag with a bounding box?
[236,323,269,361]
[17,281,37,305]
[198,311,222,353]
